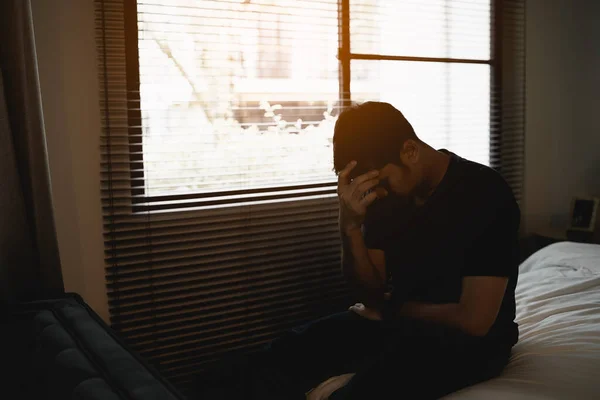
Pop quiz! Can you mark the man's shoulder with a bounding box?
[454,156,515,202]
[452,156,520,228]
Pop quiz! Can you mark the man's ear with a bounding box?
[400,140,419,165]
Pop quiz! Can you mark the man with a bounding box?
[195,101,520,399]
[326,101,520,398]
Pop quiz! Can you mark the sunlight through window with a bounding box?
[136,0,491,197]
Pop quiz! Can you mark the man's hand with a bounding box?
[337,161,387,234]
[348,291,391,321]
[349,302,383,321]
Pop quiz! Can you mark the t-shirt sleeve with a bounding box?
[462,191,521,278]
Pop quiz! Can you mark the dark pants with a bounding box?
[191,311,511,399]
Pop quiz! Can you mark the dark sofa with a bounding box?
[5,293,185,400]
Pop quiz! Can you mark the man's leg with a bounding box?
[191,310,386,399]
[329,318,512,400]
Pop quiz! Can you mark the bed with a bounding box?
[445,241,600,399]
[310,242,600,399]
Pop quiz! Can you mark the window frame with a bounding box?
[123,0,502,212]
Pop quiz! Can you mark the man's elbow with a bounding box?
[461,313,494,337]
[463,323,491,337]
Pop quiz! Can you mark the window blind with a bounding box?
[96,0,349,390]
[131,0,341,204]
[95,0,525,390]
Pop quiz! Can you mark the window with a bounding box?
[96,0,524,388]
[133,0,341,208]
[256,7,290,78]
[349,0,492,165]
[125,0,518,210]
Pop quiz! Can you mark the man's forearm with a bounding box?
[396,302,487,336]
[398,302,463,328]
[341,227,386,309]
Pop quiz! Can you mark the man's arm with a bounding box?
[341,227,387,310]
[397,276,508,336]
[336,161,388,310]
[396,187,519,336]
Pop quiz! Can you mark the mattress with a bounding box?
[444,242,600,399]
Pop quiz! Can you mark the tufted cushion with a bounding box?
[13,293,184,400]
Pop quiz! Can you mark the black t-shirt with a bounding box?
[362,151,520,346]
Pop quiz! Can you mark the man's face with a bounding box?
[377,162,421,198]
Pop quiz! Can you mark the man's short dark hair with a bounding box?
[333,101,418,177]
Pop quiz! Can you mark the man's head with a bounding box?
[333,101,427,198]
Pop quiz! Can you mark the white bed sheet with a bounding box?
[445,242,600,400]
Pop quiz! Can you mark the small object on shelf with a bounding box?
[566,197,599,243]
[568,197,599,231]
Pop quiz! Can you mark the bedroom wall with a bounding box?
[524,0,600,235]
[31,0,108,322]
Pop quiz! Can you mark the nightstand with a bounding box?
[519,233,563,263]
[519,229,599,263]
